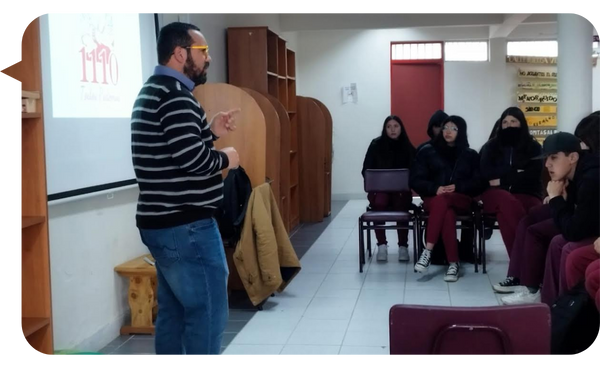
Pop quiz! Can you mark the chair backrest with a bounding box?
[364,169,410,193]
[389,304,551,354]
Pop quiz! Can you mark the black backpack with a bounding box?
[550,281,600,354]
[215,166,252,246]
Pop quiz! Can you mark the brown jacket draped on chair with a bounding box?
[233,183,301,306]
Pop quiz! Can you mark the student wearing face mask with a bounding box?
[479,107,543,256]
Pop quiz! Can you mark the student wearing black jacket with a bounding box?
[416,110,448,153]
[501,132,600,305]
[410,116,484,282]
[479,107,543,255]
[362,115,416,262]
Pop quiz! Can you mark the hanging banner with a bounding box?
[508,56,557,64]
[518,68,557,79]
[531,128,557,143]
[520,104,557,113]
[518,81,557,90]
[517,92,557,103]
[526,115,557,128]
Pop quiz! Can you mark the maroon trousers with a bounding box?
[481,188,542,254]
[423,193,473,263]
[565,245,600,310]
[585,260,600,311]
[367,192,412,246]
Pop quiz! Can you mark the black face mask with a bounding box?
[499,127,521,146]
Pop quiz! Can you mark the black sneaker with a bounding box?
[444,263,460,282]
[414,249,432,273]
[492,277,523,294]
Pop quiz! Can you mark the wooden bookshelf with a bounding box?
[4,18,54,354]
[227,27,300,231]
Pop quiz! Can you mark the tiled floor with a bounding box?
[101,199,512,355]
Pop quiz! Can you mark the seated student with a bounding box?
[493,111,600,293]
[565,238,600,310]
[416,110,448,153]
[501,132,600,305]
[410,116,484,282]
[362,115,416,262]
[480,107,543,255]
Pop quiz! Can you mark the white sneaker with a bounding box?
[398,246,409,262]
[444,263,460,282]
[376,244,388,262]
[501,290,541,305]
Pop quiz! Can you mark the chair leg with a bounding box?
[412,219,418,269]
[482,227,487,274]
[473,220,478,273]
[367,222,372,258]
[359,220,365,273]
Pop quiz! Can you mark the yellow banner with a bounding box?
[518,82,557,90]
[517,92,557,104]
[526,115,557,127]
[530,128,557,138]
[518,68,557,79]
[520,105,557,114]
[509,56,557,65]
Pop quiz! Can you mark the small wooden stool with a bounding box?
[114,254,157,335]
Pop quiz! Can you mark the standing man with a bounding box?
[131,22,239,354]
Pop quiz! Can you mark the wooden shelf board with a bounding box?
[22,113,41,119]
[23,318,50,337]
[22,216,45,229]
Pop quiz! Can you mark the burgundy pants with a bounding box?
[541,235,596,305]
[367,192,412,246]
[565,245,600,310]
[481,188,542,254]
[507,204,559,278]
[423,193,473,263]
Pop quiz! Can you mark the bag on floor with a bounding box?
[550,282,600,354]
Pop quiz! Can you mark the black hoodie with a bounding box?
[410,116,484,197]
[416,110,449,152]
[362,116,416,178]
[480,110,543,199]
[549,151,600,242]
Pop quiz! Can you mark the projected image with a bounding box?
[48,13,143,118]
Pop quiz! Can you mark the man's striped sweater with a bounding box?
[131,73,228,229]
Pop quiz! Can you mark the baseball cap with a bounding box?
[533,132,582,159]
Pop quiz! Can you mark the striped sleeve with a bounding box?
[158,91,229,175]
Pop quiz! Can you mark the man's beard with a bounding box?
[183,54,209,86]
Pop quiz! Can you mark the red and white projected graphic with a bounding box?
[48,14,142,118]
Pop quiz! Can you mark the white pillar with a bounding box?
[557,14,593,132]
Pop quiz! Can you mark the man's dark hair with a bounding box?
[157,22,201,65]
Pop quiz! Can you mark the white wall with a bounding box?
[290,26,599,200]
[50,13,281,351]
[594,62,600,111]
[290,27,508,200]
[49,188,145,351]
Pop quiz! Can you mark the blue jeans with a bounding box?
[139,218,229,354]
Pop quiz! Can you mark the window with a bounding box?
[391,42,442,60]
[507,40,558,57]
[444,41,488,61]
[508,40,598,58]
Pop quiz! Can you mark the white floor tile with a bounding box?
[343,330,389,347]
[304,297,357,320]
[318,272,366,292]
[339,346,389,355]
[287,318,350,345]
[280,345,341,355]
[223,344,284,354]
[315,288,361,299]
[231,318,299,345]
[404,289,451,306]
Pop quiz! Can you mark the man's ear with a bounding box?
[569,152,580,164]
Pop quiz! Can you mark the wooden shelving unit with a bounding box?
[4,18,54,354]
[227,26,299,231]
